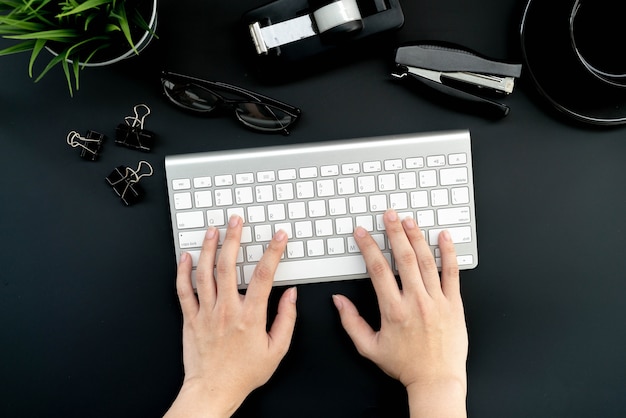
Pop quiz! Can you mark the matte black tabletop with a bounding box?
[1,1,625,417]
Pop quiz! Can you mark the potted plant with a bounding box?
[0,0,157,95]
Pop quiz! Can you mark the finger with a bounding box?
[403,217,441,298]
[354,227,401,306]
[245,229,288,311]
[382,210,422,294]
[195,227,219,305]
[267,287,298,357]
[332,294,377,359]
[176,252,199,319]
[214,215,243,300]
[438,230,461,299]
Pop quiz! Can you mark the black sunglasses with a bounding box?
[161,71,301,135]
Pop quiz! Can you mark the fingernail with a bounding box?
[441,230,452,242]
[354,227,367,238]
[180,252,189,263]
[229,214,241,227]
[205,227,217,239]
[289,287,298,303]
[274,229,287,242]
[332,294,343,310]
[385,209,397,222]
[402,217,416,229]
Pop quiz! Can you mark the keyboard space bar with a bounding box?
[243,255,367,284]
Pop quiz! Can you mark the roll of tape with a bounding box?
[313,0,362,33]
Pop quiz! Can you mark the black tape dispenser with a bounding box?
[243,0,404,62]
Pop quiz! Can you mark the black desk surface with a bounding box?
[2,1,626,417]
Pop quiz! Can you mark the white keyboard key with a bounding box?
[372,234,386,250]
[335,217,354,234]
[177,211,204,229]
[227,207,245,221]
[268,204,286,221]
[276,183,294,200]
[173,178,191,190]
[363,161,382,172]
[329,198,347,215]
[449,153,467,165]
[347,237,360,253]
[206,209,225,226]
[296,181,315,198]
[195,190,213,208]
[349,196,367,213]
[243,254,367,284]
[299,167,318,178]
[247,206,266,223]
[440,167,469,186]
[274,222,293,238]
[288,202,306,219]
[428,226,472,245]
[417,210,435,227]
[456,255,474,265]
[307,240,325,257]
[369,195,387,212]
[215,175,233,186]
[419,170,438,188]
[337,178,356,195]
[236,173,254,184]
[174,192,193,210]
[257,171,276,182]
[375,214,385,231]
[255,185,273,202]
[411,191,429,208]
[193,176,212,188]
[295,221,313,238]
[390,193,408,210]
[214,189,233,206]
[355,215,374,231]
[179,230,206,248]
[427,155,446,167]
[358,176,376,193]
[246,245,264,262]
[241,226,253,243]
[437,207,471,225]
[235,187,254,204]
[316,179,335,197]
[321,165,339,176]
[315,219,333,236]
[399,172,417,189]
[254,225,273,241]
[287,241,305,258]
[278,169,297,180]
[406,157,424,168]
[378,173,396,191]
[342,163,360,174]
[384,159,403,170]
[308,200,327,217]
[451,187,470,204]
[327,238,345,255]
[431,189,449,207]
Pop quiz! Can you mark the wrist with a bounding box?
[406,377,467,418]
[164,378,242,418]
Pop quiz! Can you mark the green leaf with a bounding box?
[5,28,79,41]
[0,17,46,33]
[55,0,111,18]
[27,37,46,77]
[0,39,36,56]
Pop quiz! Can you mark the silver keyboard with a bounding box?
[165,130,478,289]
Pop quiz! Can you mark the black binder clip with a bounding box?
[105,161,154,206]
[115,104,156,152]
[392,42,523,117]
[66,130,105,161]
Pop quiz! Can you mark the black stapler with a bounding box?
[392,43,523,117]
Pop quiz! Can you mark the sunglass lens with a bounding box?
[163,80,220,113]
[235,102,296,132]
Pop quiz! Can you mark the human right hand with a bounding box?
[332,209,468,417]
